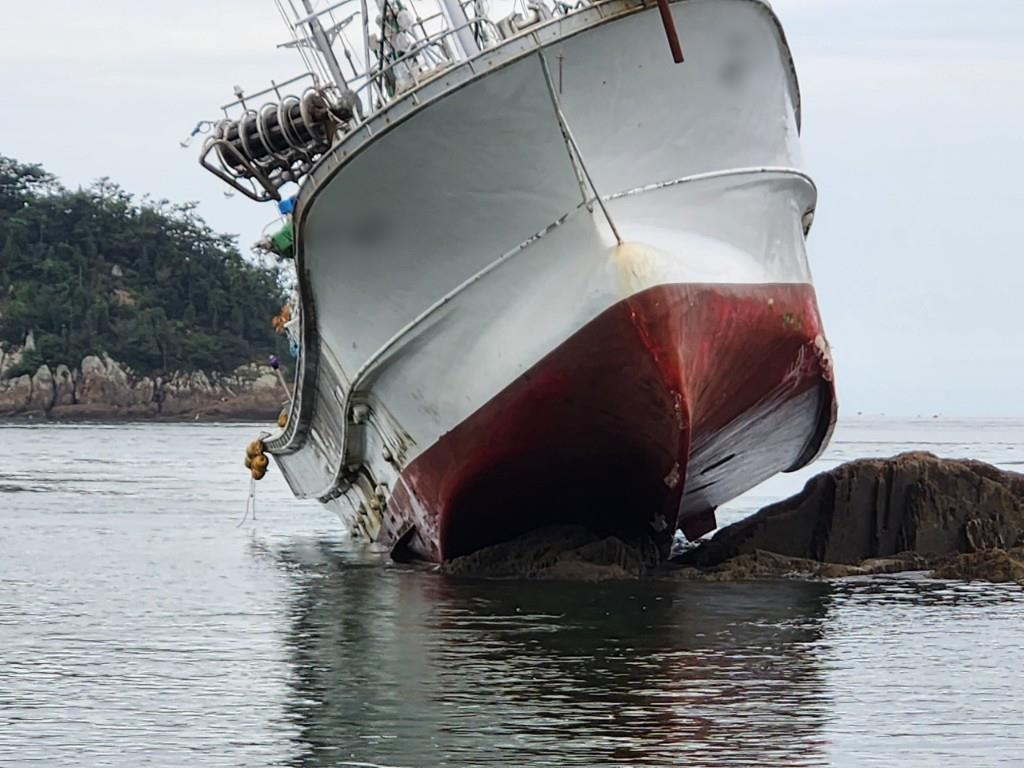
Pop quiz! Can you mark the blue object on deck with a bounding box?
[277,196,297,215]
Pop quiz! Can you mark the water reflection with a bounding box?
[263,539,835,767]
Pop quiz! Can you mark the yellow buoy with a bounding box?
[277,410,288,429]
[244,438,269,480]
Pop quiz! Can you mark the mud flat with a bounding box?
[441,452,1024,583]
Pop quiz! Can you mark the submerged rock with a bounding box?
[931,548,1024,583]
[669,549,935,581]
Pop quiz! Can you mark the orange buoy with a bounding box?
[244,438,269,480]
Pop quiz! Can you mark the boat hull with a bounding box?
[265,0,837,562]
[390,281,833,560]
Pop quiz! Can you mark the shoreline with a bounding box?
[0,354,289,425]
[0,405,282,424]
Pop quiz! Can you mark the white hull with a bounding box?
[265,0,835,559]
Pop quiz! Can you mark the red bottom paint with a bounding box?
[390,283,835,562]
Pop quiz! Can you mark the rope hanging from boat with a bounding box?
[237,476,258,528]
[238,438,268,526]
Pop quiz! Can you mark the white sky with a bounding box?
[1,0,1022,416]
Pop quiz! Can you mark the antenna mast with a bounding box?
[299,0,350,88]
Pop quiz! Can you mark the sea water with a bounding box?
[1,418,1022,766]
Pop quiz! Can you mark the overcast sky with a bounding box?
[1,0,1021,416]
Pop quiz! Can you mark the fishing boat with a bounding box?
[195,0,836,561]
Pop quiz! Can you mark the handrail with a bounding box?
[218,72,321,115]
[351,17,504,111]
[195,0,579,202]
[248,0,552,119]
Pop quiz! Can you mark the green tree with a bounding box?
[0,155,287,377]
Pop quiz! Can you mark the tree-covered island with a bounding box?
[0,156,292,418]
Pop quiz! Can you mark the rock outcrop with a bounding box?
[0,351,286,420]
[678,452,1024,571]
[441,453,1024,584]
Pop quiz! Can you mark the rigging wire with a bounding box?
[276,0,318,77]
[288,0,334,85]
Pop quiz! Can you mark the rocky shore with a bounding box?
[441,452,1024,584]
[0,350,286,421]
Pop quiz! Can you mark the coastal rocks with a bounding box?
[53,365,75,406]
[28,365,54,411]
[149,364,282,418]
[0,349,286,420]
[78,355,136,407]
[678,452,1024,571]
[0,373,32,411]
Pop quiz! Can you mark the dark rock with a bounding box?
[442,454,1024,583]
[678,452,1024,570]
[668,550,825,581]
[931,548,1024,583]
[667,549,935,581]
[440,525,662,581]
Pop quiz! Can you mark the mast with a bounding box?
[437,0,481,58]
[300,0,350,89]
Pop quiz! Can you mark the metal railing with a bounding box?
[193,0,584,200]
[353,16,504,110]
[276,0,572,117]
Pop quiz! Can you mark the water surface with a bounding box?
[1,418,1022,766]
